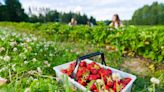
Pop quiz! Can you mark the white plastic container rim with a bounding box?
[53,59,137,92]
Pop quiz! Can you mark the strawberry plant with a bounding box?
[0,22,163,92]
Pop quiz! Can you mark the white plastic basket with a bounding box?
[53,59,136,92]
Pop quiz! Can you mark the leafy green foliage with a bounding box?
[132,2,164,25]
[0,0,28,22]
[1,22,164,63]
[0,22,163,92]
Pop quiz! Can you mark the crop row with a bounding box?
[0,22,164,63]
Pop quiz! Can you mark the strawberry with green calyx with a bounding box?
[86,80,96,91]
[106,76,114,88]
[101,75,109,84]
[87,62,101,70]
[76,67,89,79]
[90,82,97,91]
[109,88,115,92]
[93,63,101,70]
[66,69,73,76]
[61,62,76,75]
[99,68,112,78]
[101,84,110,91]
[113,81,121,92]
[96,81,101,92]
[62,62,76,76]
[82,70,90,81]
[119,83,125,90]
[77,78,87,86]
[61,69,72,76]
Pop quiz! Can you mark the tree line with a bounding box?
[0,0,96,25]
[1,0,164,25]
[131,2,164,25]
[29,11,96,25]
[0,0,28,22]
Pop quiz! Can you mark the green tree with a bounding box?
[45,10,59,22]
[4,0,28,21]
[60,12,73,23]
[74,13,88,24]
[0,0,97,24]
[131,2,164,25]
[89,16,96,25]
[80,14,88,24]
[0,4,9,21]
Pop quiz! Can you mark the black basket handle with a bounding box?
[71,52,106,80]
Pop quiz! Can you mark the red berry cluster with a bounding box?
[61,61,131,92]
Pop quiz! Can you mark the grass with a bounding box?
[0,25,163,92]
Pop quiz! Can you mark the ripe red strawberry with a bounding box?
[98,68,105,74]
[61,69,73,76]
[76,68,84,78]
[90,83,97,91]
[79,61,87,67]
[77,78,87,86]
[68,62,76,73]
[113,81,121,92]
[93,89,99,92]
[91,61,96,65]
[121,78,131,85]
[87,62,100,70]
[61,69,67,74]
[107,81,114,88]
[102,76,107,84]
[87,62,95,70]
[106,69,112,75]
[88,75,99,81]
[99,69,111,77]
[105,85,110,90]
[66,69,73,76]
[85,75,90,81]
[106,76,114,88]
[69,62,76,68]
[76,67,89,79]
[76,72,82,78]
[96,74,101,79]
[87,63,93,70]
[91,69,98,75]
[121,83,126,89]
[113,83,117,92]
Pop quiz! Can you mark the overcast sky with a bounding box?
[2,0,164,20]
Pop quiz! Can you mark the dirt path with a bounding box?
[121,57,150,76]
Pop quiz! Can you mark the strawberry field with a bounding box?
[0,22,164,92]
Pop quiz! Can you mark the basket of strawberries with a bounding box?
[53,52,136,92]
